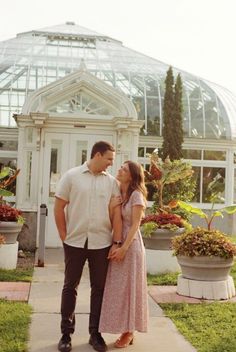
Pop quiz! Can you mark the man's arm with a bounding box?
[112,205,122,243]
[54,197,68,242]
[107,202,123,260]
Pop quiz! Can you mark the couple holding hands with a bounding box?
[54,141,148,352]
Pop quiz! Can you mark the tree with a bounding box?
[161,67,184,160]
[173,73,184,159]
[162,66,175,160]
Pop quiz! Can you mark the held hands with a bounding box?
[108,244,127,262]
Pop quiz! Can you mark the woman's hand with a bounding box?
[108,246,127,262]
[109,196,122,209]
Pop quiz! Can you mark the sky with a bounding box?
[1,0,236,95]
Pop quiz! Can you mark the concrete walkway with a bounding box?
[28,249,197,352]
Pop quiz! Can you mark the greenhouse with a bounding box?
[0,22,236,247]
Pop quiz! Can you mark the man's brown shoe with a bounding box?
[89,332,107,352]
[58,334,72,352]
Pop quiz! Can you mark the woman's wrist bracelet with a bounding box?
[113,240,122,245]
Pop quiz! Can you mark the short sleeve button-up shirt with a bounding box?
[55,162,120,249]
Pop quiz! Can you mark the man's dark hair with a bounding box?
[90,141,115,158]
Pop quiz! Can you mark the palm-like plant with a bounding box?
[145,151,193,209]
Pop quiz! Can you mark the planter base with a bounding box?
[177,274,235,300]
[0,241,19,269]
[146,249,180,274]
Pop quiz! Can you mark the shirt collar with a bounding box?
[81,162,107,175]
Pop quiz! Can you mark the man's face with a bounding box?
[96,150,115,171]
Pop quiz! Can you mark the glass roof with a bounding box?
[0,22,235,140]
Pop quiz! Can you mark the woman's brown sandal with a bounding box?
[114,333,134,348]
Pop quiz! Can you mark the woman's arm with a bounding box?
[109,204,144,261]
[108,196,123,259]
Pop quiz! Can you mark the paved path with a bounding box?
[28,248,197,352]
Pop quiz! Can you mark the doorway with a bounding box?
[41,132,113,247]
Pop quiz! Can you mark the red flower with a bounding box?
[141,212,183,228]
[0,204,23,222]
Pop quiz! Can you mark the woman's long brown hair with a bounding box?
[122,161,147,206]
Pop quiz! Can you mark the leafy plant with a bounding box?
[0,167,24,223]
[141,151,193,236]
[172,173,236,230]
[141,212,190,237]
[145,152,193,209]
[172,227,236,259]
[0,167,20,198]
[176,200,236,231]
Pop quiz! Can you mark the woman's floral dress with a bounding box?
[99,190,148,333]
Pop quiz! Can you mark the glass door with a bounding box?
[42,132,113,247]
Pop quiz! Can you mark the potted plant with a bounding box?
[0,167,24,244]
[141,151,193,250]
[171,175,236,288]
[172,227,236,281]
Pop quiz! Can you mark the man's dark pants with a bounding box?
[61,242,110,335]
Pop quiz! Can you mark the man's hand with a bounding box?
[108,245,127,262]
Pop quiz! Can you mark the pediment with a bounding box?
[22,69,137,119]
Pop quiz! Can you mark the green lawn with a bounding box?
[147,271,179,285]
[0,300,32,352]
[0,268,33,282]
[161,303,236,352]
[148,257,236,352]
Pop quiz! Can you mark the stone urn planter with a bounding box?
[0,221,23,244]
[0,221,23,269]
[176,255,234,281]
[142,227,185,250]
[172,227,236,299]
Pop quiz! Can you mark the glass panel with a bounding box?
[0,140,18,151]
[26,151,32,200]
[75,141,88,166]
[26,127,33,144]
[234,152,236,164]
[191,166,201,202]
[234,169,236,203]
[182,149,201,159]
[49,140,62,197]
[202,167,225,203]
[203,150,226,161]
[146,98,160,136]
[146,147,155,156]
[138,147,144,157]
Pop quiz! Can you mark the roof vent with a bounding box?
[66,21,75,25]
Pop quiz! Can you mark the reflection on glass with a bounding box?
[76,141,88,166]
[203,150,226,161]
[138,147,144,157]
[182,149,201,159]
[191,166,201,202]
[0,140,18,151]
[202,167,225,203]
[26,151,32,199]
[146,148,155,156]
[49,140,62,197]
[26,127,33,144]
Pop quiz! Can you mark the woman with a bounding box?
[99,161,148,348]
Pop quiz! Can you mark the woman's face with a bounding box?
[116,163,132,184]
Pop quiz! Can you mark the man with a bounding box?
[54,141,122,352]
